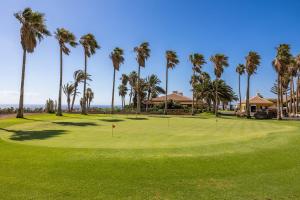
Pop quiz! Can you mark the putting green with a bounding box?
[1,113,300,199]
[0,114,297,157]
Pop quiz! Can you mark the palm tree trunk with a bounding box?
[81,53,88,115]
[292,77,296,116]
[215,78,219,117]
[71,83,78,112]
[280,78,284,118]
[276,75,281,120]
[146,91,150,112]
[129,87,133,109]
[192,70,195,115]
[285,91,288,115]
[296,75,299,116]
[123,97,125,110]
[136,66,141,114]
[238,74,242,112]
[286,88,290,116]
[67,95,71,112]
[57,47,63,116]
[111,69,116,114]
[289,77,293,116]
[164,66,168,115]
[16,49,26,118]
[246,74,251,118]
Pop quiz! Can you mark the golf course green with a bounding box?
[0,113,300,199]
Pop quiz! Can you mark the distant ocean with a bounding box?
[0,104,117,109]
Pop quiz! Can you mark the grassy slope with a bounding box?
[0,113,300,199]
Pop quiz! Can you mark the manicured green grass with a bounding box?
[0,113,300,199]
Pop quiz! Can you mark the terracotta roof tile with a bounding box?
[151,93,192,103]
[242,95,274,105]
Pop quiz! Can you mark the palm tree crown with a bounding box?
[246,51,261,75]
[146,74,165,99]
[134,42,151,67]
[166,50,180,69]
[236,64,245,75]
[55,28,78,55]
[189,53,206,73]
[80,33,100,57]
[210,54,229,78]
[14,7,51,53]
[110,47,125,71]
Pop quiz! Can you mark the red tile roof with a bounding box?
[242,95,274,105]
[151,93,192,104]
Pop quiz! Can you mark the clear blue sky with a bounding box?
[1,0,300,105]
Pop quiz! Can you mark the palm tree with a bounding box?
[245,51,261,118]
[54,28,78,116]
[14,8,51,118]
[273,44,291,120]
[128,71,138,108]
[189,53,206,115]
[70,70,91,112]
[210,54,229,116]
[85,88,94,110]
[110,47,125,114]
[120,74,129,107]
[79,34,100,115]
[194,76,237,111]
[235,64,245,112]
[134,42,150,114]
[288,58,297,116]
[120,74,129,86]
[165,50,179,115]
[63,83,75,112]
[145,74,165,111]
[118,84,128,110]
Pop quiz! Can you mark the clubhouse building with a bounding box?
[149,91,192,106]
[240,93,276,115]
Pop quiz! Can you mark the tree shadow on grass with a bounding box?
[126,117,148,120]
[53,122,98,126]
[0,128,66,141]
[149,115,171,118]
[99,119,124,122]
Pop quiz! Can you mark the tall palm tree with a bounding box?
[110,47,125,114]
[235,64,245,112]
[128,71,138,108]
[210,54,229,116]
[134,42,150,114]
[165,50,179,115]
[70,70,91,112]
[79,33,100,115]
[273,44,291,120]
[54,28,78,116]
[118,84,128,110]
[14,8,51,118]
[145,74,165,111]
[245,51,261,118]
[189,53,206,115]
[63,83,75,112]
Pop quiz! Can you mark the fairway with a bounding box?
[1,113,300,199]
